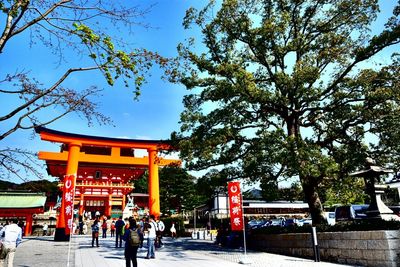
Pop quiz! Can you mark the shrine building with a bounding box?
[0,192,46,236]
[35,127,180,240]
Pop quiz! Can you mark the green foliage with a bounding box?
[322,177,367,207]
[0,179,59,201]
[195,169,229,202]
[71,23,168,98]
[133,172,148,193]
[172,0,400,224]
[159,166,202,214]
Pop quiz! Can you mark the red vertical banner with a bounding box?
[228,181,244,231]
[63,174,76,235]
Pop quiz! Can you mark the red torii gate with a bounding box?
[35,127,180,241]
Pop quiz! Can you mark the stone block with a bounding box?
[329,248,340,257]
[346,258,368,266]
[368,240,389,250]
[360,231,372,240]
[367,260,394,267]
[348,249,363,260]
[363,250,387,261]
[385,230,399,240]
[327,239,339,249]
[319,232,333,240]
[370,231,385,240]
[318,239,328,247]
[340,249,350,258]
[342,231,361,240]
[355,240,368,250]
[337,239,356,249]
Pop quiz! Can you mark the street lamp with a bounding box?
[193,208,196,236]
[205,210,211,233]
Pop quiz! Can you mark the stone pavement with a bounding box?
[13,235,354,267]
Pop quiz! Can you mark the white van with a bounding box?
[324,211,336,225]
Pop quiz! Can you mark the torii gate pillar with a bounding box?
[55,142,81,241]
[148,149,160,217]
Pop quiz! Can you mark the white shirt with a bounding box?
[157,220,165,231]
[0,223,22,247]
[148,221,157,239]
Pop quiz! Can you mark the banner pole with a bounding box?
[238,182,252,265]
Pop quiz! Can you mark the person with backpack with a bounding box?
[122,217,140,267]
[115,216,125,248]
[91,219,100,247]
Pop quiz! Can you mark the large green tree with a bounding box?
[159,165,201,215]
[0,1,171,180]
[172,0,400,224]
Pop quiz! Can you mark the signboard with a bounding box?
[228,181,244,231]
[63,174,76,235]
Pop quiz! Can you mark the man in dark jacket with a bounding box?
[122,217,139,267]
[115,216,125,248]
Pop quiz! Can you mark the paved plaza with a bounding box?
[13,235,353,267]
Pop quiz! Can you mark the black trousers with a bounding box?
[92,232,99,247]
[116,232,123,247]
[125,246,138,267]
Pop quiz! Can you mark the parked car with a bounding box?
[334,204,368,222]
[284,218,300,227]
[389,206,400,217]
[248,219,267,229]
[268,218,284,227]
[297,218,312,226]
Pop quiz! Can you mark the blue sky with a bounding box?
[1,1,201,180]
[0,1,398,184]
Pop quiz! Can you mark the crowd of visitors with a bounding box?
[0,210,175,267]
[76,211,169,266]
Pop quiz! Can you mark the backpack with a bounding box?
[129,229,140,247]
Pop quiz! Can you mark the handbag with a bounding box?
[0,242,7,260]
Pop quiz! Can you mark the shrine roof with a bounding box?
[0,192,47,209]
[35,126,175,149]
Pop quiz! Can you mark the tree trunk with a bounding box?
[301,177,325,225]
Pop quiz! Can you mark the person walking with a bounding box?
[145,215,157,259]
[42,223,48,236]
[115,216,125,248]
[138,218,145,249]
[101,219,107,238]
[122,217,140,267]
[79,220,84,235]
[0,218,22,267]
[170,222,177,238]
[156,217,165,247]
[110,220,116,237]
[91,219,100,247]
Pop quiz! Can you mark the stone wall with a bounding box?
[248,230,400,267]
